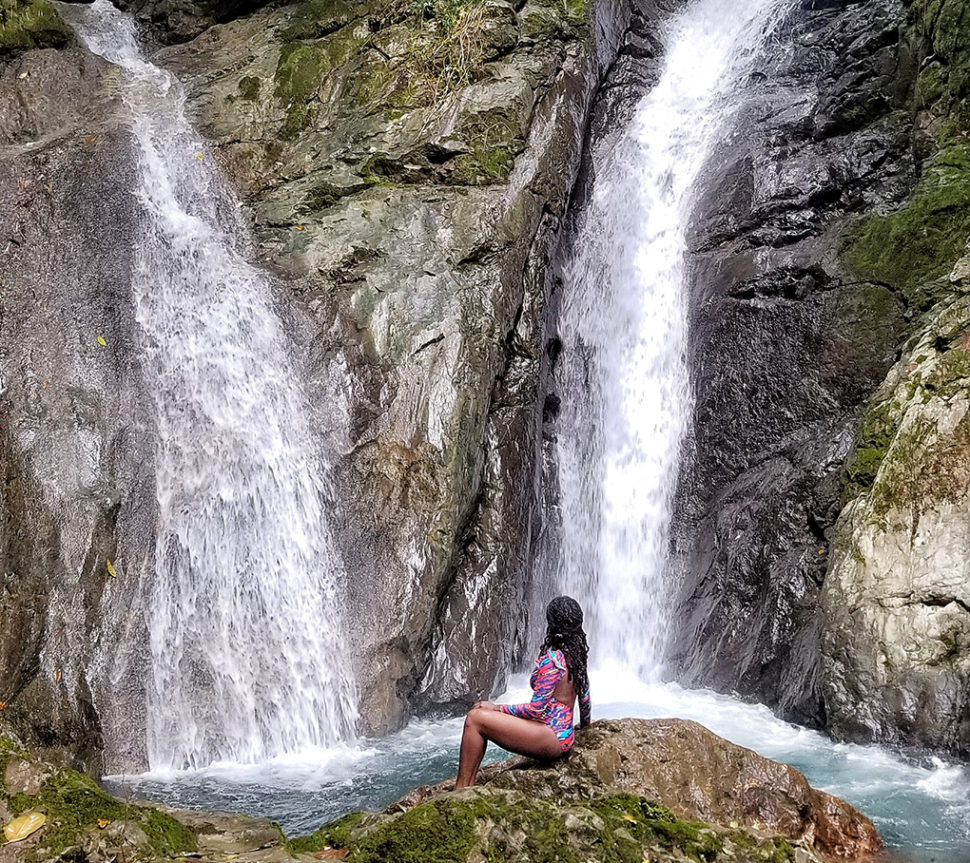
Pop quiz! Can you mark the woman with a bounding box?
[454,595,592,789]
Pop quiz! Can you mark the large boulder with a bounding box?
[387,719,881,861]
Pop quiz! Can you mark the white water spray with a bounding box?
[64,0,357,769]
[554,0,791,676]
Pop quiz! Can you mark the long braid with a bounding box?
[540,596,589,697]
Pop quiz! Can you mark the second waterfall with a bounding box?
[64,0,357,770]
[550,0,792,677]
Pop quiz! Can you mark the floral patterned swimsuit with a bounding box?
[499,648,592,753]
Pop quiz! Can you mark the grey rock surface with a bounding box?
[665,0,916,726]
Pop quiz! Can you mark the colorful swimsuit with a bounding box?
[499,648,591,753]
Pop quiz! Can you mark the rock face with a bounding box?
[664,0,970,756]
[0,1,150,771]
[819,0,970,756]
[821,294,970,754]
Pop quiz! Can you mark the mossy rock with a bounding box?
[841,138,970,305]
[451,108,523,185]
[0,0,71,58]
[287,790,808,863]
[0,761,197,861]
[841,397,902,504]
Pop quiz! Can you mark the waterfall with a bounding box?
[63,0,357,770]
[551,0,791,678]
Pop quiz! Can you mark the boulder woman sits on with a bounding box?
[454,596,592,789]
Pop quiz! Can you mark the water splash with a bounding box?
[63,0,357,769]
[551,0,792,677]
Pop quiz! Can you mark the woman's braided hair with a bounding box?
[540,595,589,697]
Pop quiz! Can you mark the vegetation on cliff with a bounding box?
[0,0,71,57]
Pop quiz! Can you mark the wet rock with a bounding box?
[303,718,879,862]
[666,0,915,726]
[0,37,148,772]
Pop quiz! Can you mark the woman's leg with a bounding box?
[455,708,562,789]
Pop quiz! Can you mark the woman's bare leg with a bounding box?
[455,708,562,790]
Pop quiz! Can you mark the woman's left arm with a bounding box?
[499,651,563,720]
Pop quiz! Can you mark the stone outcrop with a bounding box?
[821,294,970,754]
[391,719,881,861]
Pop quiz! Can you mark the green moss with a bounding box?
[841,139,970,304]
[904,0,970,119]
[352,798,481,862]
[452,109,522,185]
[290,792,801,863]
[288,811,366,854]
[2,766,197,861]
[842,398,900,504]
[281,0,359,42]
[238,75,262,101]
[0,0,70,56]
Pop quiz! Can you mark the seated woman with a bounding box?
[454,595,592,789]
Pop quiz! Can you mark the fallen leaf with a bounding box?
[17,71,29,81]
[53,668,61,683]
[4,811,46,843]
[82,135,98,144]
[196,152,204,160]
[818,549,825,555]
[97,336,107,347]
[729,821,739,828]
[223,855,238,861]
[107,558,117,578]
[296,225,305,231]
[621,813,638,823]
[0,702,6,710]
[98,819,111,829]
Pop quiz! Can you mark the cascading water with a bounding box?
[61,0,357,770]
[551,0,792,676]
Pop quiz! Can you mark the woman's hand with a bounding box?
[472,700,500,711]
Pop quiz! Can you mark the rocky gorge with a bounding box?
[0,0,969,827]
